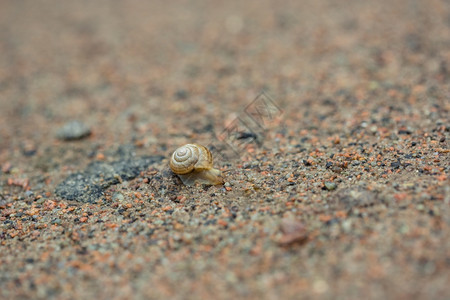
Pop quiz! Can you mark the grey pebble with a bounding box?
[112,192,125,202]
[56,121,91,141]
[36,198,45,204]
[324,181,337,191]
[416,204,425,211]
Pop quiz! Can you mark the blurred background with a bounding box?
[1,0,448,153]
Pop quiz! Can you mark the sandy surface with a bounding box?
[0,0,449,299]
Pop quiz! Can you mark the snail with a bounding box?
[169,144,223,186]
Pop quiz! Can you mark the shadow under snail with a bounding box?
[169,144,224,186]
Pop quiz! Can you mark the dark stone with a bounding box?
[325,218,340,226]
[322,98,335,106]
[204,219,217,226]
[55,155,164,203]
[391,161,401,169]
[236,131,258,140]
[398,129,412,135]
[22,149,37,157]
[174,89,189,100]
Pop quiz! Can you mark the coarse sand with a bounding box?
[0,1,449,299]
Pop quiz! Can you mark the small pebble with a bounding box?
[175,89,189,100]
[1,162,12,173]
[36,198,45,204]
[21,141,37,156]
[278,218,308,246]
[112,192,125,202]
[324,181,337,191]
[56,121,91,141]
[341,219,352,233]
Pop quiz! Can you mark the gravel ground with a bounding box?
[0,1,449,299]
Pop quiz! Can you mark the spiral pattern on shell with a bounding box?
[169,144,213,175]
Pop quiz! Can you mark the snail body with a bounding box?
[170,144,223,186]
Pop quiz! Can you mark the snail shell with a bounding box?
[170,144,223,185]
